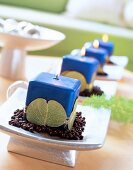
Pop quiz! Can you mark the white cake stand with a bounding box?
[0,27,65,80]
[0,88,111,167]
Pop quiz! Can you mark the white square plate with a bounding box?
[0,88,111,151]
[110,56,128,67]
[94,80,117,97]
[96,65,124,81]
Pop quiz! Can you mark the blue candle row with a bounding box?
[25,35,114,121]
[60,35,114,92]
[82,37,114,65]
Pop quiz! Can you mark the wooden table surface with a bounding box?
[0,56,133,170]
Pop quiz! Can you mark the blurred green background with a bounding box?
[0,0,133,71]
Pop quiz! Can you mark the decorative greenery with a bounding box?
[26,98,47,126]
[83,95,133,124]
[47,100,67,127]
[26,98,77,129]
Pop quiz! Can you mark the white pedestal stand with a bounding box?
[0,48,26,80]
[0,28,65,80]
[8,137,77,167]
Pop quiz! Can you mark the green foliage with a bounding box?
[83,95,133,123]
[26,98,77,129]
[47,100,67,127]
[26,98,47,126]
[26,98,67,127]
[0,0,68,13]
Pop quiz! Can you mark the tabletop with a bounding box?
[0,55,133,170]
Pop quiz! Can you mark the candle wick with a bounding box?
[54,74,59,80]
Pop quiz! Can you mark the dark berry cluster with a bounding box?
[108,60,116,65]
[80,86,104,97]
[9,109,86,140]
[97,72,108,76]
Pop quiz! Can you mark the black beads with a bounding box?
[9,109,86,140]
[97,72,108,76]
[108,60,116,65]
[92,86,104,96]
[80,86,104,97]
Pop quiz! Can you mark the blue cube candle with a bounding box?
[61,54,99,84]
[99,34,114,56]
[99,40,114,56]
[82,41,108,66]
[26,72,81,117]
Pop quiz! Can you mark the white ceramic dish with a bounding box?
[109,56,128,68]
[96,65,124,81]
[94,80,118,97]
[0,27,65,80]
[0,88,111,167]
[78,80,117,104]
[0,27,65,51]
